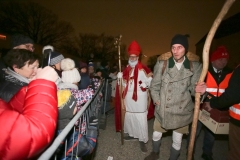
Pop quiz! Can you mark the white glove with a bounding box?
[42,45,54,54]
[117,72,123,79]
[140,82,147,88]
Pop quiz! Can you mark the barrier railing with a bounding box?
[38,80,105,160]
[38,77,116,160]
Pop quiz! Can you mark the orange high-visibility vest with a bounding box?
[206,71,232,97]
[229,64,240,121]
[229,104,240,121]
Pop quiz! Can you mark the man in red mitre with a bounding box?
[115,40,153,153]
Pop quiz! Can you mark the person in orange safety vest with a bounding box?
[187,46,232,160]
[202,63,240,160]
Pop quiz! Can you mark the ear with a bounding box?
[12,64,19,72]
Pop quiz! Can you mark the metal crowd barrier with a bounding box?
[38,81,105,160]
[99,78,117,130]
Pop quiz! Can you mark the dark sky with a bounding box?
[32,0,240,64]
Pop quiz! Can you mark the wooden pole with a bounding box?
[187,0,235,159]
[115,35,125,145]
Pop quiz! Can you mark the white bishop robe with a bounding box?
[123,68,152,143]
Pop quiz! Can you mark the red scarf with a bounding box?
[122,61,141,101]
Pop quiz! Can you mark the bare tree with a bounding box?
[0,1,74,49]
[78,33,99,58]
[147,55,159,71]
[77,33,127,62]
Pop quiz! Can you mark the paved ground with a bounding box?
[93,111,229,160]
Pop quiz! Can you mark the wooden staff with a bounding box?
[187,0,235,159]
[114,35,125,145]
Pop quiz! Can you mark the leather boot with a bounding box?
[139,141,147,153]
[169,147,180,160]
[144,140,161,160]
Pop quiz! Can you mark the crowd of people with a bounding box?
[0,33,239,160]
[0,34,118,160]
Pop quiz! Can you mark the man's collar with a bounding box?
[212,66,222,73]
[168,55,191,69]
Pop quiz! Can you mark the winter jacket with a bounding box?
[0,59,6,83]
[0,79,58,160]
[90,76,101,92]
[78,73,91,90]
[150,56,202,129]
[210,64,240,126]
[0,68,29,102]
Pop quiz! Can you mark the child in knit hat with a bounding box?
[57,58,95,132]
[58,58,81,89]
[58,58,94,106]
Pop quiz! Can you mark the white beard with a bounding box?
[128,60,138,68]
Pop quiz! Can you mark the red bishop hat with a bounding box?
[128,40,141,56]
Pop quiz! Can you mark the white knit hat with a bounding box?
[61,58,81,83]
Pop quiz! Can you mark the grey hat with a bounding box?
[50,51,64,65]
[11,34,34,48]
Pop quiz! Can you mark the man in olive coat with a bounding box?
[145,34,202,160]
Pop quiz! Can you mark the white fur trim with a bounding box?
[42,45,54,54]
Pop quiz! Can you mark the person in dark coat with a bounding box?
[11,34,34,51]
[95,61,110,79]
[49,51,64,78]
[78,62,91,90]
[0,50,7,83]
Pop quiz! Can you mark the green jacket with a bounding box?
[150,56,202,129]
